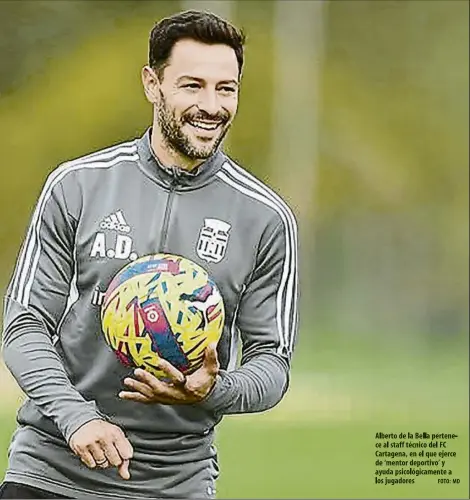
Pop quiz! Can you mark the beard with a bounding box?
[155,89,232,161]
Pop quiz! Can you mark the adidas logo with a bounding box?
[100,210,131,233]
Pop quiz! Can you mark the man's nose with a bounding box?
[197,89,220,116]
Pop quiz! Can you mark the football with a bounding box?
[101,253,224,378]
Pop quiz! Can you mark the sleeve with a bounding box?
[1,173,105,443]
[201,213,299,415]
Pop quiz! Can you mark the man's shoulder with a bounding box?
[48,138,139,183]
[217,156,297,225]
[62,138,139,170]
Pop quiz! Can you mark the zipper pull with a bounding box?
[169,166,181,187]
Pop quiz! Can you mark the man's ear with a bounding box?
[142,65,160,104]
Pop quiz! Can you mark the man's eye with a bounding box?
[183,83,200,89]
[219,87,236,93]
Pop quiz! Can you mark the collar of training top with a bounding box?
[136,127,226,190]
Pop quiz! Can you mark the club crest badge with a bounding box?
[196,218,231,264]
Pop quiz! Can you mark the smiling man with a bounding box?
[1,10,299,500]
[149,39,239,167]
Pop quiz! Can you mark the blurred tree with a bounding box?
[0,1,143,95]
[311,0,469,337]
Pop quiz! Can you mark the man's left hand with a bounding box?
[118,342,219,405]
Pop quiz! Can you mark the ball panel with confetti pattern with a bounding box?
[101,254,224,378]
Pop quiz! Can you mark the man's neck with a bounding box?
[150,127,203,172]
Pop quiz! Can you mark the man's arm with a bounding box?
[201,214,299,415]
[1,175,105,442]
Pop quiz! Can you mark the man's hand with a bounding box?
[69,419,133,480]
[119,342,219,405]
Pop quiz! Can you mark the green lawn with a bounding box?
[216,418,468,499]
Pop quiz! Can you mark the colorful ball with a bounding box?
[101,253,224,378]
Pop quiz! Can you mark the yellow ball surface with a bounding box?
[101,253,224,378]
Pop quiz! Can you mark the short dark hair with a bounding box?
[149,10,246,80]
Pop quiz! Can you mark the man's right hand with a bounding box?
[68,419,133,480]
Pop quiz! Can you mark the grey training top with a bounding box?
[1,129,299,499]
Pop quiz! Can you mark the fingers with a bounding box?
[119,382,187,404]
[119,389,185,405]
[103,429,133,479]
[157,359,186,385]
[117,353,220,408]
[132,368,163,389]
[130,366,185,390]
[110,428,133,480]
[79,449,97,469]
[119,390,152,403]
[123,377,154,398]
[203,343,219,375]
[100,440,123,468]
[118,459,130,480]
[88,443,111,468]
[85,437,133,479]
[113,433,134,463]
[68,420,133,479]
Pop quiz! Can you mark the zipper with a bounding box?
[159,175,179,252]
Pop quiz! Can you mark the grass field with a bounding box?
[1,334,468,498]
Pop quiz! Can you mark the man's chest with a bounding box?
[73,184,255,313]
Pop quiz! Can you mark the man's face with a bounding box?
[145,39,240,160]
